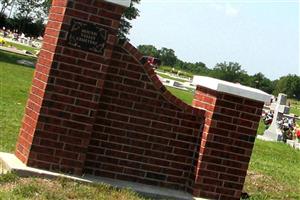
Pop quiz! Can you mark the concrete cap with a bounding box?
[192,76,272,103]
[104,0,131,7]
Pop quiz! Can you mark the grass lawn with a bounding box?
[166,86,194,105]
[5,41,39,55]
[0,50,36,152]
[257,119,267,135]
[289,100,300,127]
[245,140,300,199]
[289,99,300,117]
[0,173,146,200]
[156,71,187,83]
[1,50,300,199]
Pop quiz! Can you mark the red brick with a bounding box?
[89,15,112,26]
[216,188,235,196]
[63,48,87,59]
[240,113,261,122]
[74,3,98,14]
[15,1,266,199]
[216,99,237,109]
[244,99,264,107]
[48,13,64,22]
[217,122,237,131]
[46,20,62,30]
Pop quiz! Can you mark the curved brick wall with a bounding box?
[83,41,205,191]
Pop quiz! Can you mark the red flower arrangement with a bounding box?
[296,129,300,139]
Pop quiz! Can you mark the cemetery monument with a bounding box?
[258,93,289,141]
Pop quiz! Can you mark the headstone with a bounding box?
[258,93,290,141]
[286,139,300,150]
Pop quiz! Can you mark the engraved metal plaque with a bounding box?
[67,19,107,54]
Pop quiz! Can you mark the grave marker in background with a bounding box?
[259,93,289,141]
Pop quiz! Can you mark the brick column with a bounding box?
[192,76,270,200]
[15,0,129,175]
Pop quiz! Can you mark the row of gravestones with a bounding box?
[258,93,300,149]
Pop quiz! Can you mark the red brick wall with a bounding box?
[83,42,204,191]
[15,0,265,199]
[15,0,205,192]
[192,86,264,200]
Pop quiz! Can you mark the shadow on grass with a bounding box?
[0,50,37,69]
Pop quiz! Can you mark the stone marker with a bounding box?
[258,93,290,141]
[286,139,300,150]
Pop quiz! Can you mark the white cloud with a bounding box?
[210,2,240,17]
[211,3,223,11]
[225,4,240,17]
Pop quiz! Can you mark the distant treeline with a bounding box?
[0,0,52,37]
[138,44,300,99]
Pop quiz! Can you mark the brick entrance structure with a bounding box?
[14,0,270,199]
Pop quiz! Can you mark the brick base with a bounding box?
[192,86,263,199]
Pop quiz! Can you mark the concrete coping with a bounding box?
[104,0,131,7]
[192,76,272,103]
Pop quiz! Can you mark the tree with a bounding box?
[0,0,12,14]
[4,0,50,36]
[15,0,47,20]
[159,47,178,66]
[118,0,140,41]
[274,75,300,99]
[134,44,282,95]
[249,72,274,94]
[191,62,209,75]
[41,0,51,18]
[0,12,6,27]
[137,45,160,57]
[210,62,247,83]
[137,45,178,67]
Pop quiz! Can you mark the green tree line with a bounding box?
[0,0,51,36]
[137,44,300,99]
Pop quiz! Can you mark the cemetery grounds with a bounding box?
[0,49,300,199]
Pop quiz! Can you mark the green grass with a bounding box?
[244,140,300,199]
[0,50,36,152]
[0,172,19,184]
[166,86,194,105]
[156,71,188,83]
[290,107,300,116]
[289,99,300,116]
[5,41,39,55]
[0,174,147,200]
[257,119,266,135]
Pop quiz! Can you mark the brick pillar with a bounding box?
[192,76,270,200]
[15,0,129,175]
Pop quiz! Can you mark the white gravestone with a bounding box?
[286,139,300,150]
[258,93,290,141]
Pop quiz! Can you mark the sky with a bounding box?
[128,0,300,80]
